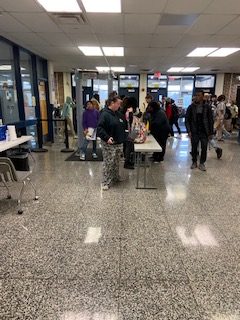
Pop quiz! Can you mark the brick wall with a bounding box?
[223,73,240,102]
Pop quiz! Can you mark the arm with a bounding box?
[97,113,111,142]
[185,106,191,135]
[208,105,214,136]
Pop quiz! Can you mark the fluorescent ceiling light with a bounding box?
[182,67,200,72]
[0,65,11,70]
[167,67,184,72]
[96,66,110,72]
[208,48,240,57]
[37,0,81,12]
[187,47,218,57]
[111,67,125,72]
[82,0,121,13]
[78,46,103,56]
[102,47,124,56]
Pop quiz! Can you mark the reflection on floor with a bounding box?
[0,134,240,319]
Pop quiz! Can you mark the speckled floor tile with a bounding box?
[118,279,209,320]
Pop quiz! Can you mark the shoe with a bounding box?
[102,184,109,191]
[216,147,222,159]
[80,153,85,161]
[191,162,197,169]
[92,153,98,159]
[124,164,134,170]
[198,163,206,171]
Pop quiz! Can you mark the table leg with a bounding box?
[136,152,140,189]
[143,152,147,188]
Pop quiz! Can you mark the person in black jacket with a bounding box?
[147,101,171,162]
[185,90,214,171]
[97,96,127,190]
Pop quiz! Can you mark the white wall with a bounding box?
[215,73,224,96]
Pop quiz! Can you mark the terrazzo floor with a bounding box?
[0,134,240,320]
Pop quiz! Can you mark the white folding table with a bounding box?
[134,135,162,189]
[0,136,33,153]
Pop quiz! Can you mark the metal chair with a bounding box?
[0,155,38,214]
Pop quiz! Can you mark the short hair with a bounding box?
[196,90,204,96]
[122,96,138,114]
[84,100,93,108]
[217,94,226,102]
[148,101,160,112]
[145,94,153,100]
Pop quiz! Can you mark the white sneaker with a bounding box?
[92,153,98,159]
[80,153,85,161]
[102,184,109,191]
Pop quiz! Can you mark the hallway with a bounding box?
[0,135,239,319]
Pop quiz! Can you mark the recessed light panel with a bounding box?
[102,47,124,56]
[82,0,121,13]
[0,65,11,70]
[96,66,110,72]
[182,67,200,72]
[37,0,81,12]
[208,48,240,57]
[187,47,218,57]
[111,67,125,72]
[167,67,184,72]
[78,46,103,56]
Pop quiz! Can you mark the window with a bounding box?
[93,79,108,106]
[147,75,167,88]
[0,40,19,124]
[168,76,194,109]
[195,75,215,88]
[119,75,139,88]
[20,50,36,120]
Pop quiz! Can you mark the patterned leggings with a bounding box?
[101,142,123,186]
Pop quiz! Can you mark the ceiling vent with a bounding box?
[140,68,153,73]
[159,14,198,26]
[52,13,87,25]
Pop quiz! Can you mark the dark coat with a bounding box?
[185,102,214,136]
[150,109,171,142]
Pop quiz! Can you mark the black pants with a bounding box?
[124,140,135,166]
[191,134,208,164]
[153,137,167,161]
[170,119,181,136]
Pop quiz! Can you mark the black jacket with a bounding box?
[150,109,171,142]
[97,108,127,144]
[185,102,214,136]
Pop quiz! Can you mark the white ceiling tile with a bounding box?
[0,0,43,12]
[124,14,160,34]
[4,32,49,47]
[156,25,189,34]
[37,32,74,46]
[87,14,124,34]
[125,48,151,57]
[11,13,60,32]
[59,24,92,34]
[97,34,124,46]
[0,12,30,32]
[164,0,212,14]
[218,17,240,35]
[124,34,151,47]
[205,0,240,14]
[150,34,183,48]
[122,0,167,13]
[67,33,98,46]
[188,14,237,35]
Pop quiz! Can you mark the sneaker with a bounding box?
[191,162,198,169]
[92,153,98,159]
[198,163,206,171]
[216,147,222,159]
[80,153,85,161]
[102,184,109,191]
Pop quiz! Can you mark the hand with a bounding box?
[107,137,114,145]
[83,129,88,136]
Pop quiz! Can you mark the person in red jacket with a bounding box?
[165,98,173,136]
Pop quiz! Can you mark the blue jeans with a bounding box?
[81,138,97,154]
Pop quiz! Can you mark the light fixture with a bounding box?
[187,47,218,57]
[96,66,110,72]
[37,0,81,12]
[81,0,121,13]
[167,67,184,72]
[182,67,200,72]
[111,67,125,72]
[102,47,124,56]
[0,65,11,71]
[78,46,103,56]
[208,48,240,57]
